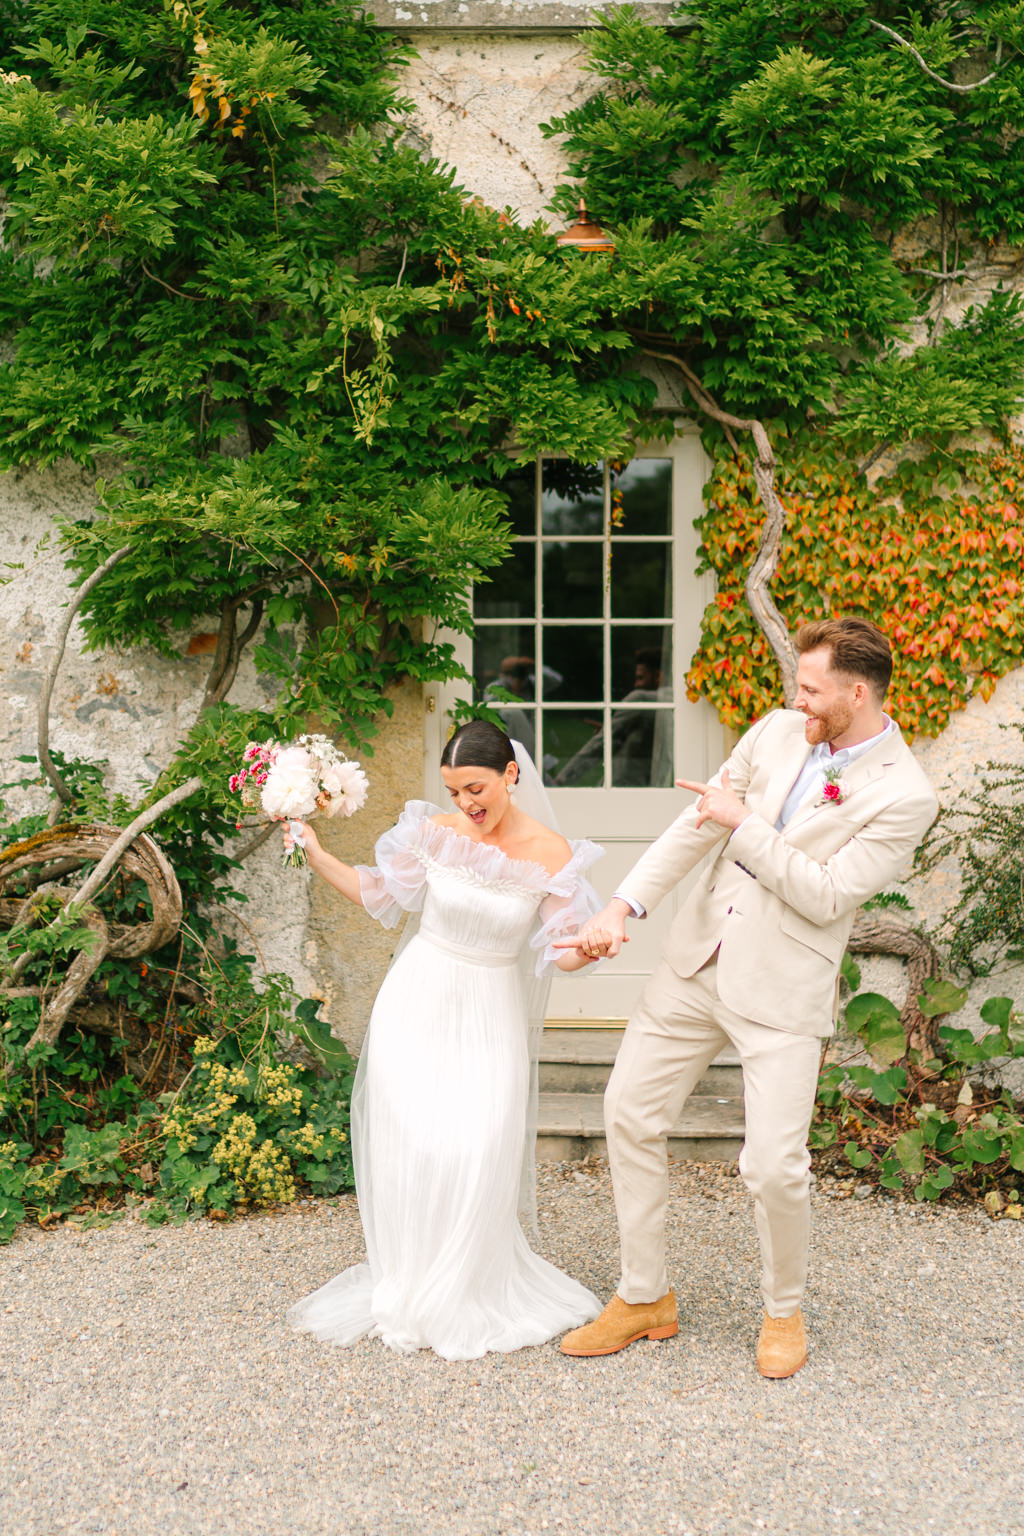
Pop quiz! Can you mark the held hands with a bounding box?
[675,767,751,831]
[552,900,631,962]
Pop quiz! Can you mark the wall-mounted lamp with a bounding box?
[555,198,616,256]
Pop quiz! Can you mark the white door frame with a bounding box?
[424,420,725,1023]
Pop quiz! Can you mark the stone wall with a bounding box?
[373,0,674,224]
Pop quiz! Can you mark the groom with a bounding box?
[557,618,938,1377]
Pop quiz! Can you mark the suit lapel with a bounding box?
[782,726,904,834]
[757,722,814,828]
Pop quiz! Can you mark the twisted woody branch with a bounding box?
[640,348,798,703]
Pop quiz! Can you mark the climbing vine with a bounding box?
[688,427,1024,736]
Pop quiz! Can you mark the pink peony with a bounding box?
[322,759,370,818]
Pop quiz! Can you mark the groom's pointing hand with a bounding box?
[675,768,751,831]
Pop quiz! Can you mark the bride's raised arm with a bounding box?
[283,819,364,905]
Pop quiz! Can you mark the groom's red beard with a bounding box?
[801,700,855,748]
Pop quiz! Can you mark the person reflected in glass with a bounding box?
[482,654,537,758]
[555,647,672,788]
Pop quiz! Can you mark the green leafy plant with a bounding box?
[0,940,354,1242]
[0,768,353,1244]
[813,986,1024,1209]
[914,727,1024,974]
[545,3,1024,729]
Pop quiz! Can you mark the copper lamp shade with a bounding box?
[555,198,616,255]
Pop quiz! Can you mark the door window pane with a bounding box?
[495,702,537,760]
[542,541,603,618]
[474,543,535,619]
[540,624,603,703]
[472,455,676,789]
[610,708,675,788]
[610,543,671,619]
[475,627,536,700]
[502,466,537,535]
[612,458,672,536]
[541,461,604,536]
[612,625,673,701]
[544,710,603,787]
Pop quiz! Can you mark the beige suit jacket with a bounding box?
[617,710,939,1038]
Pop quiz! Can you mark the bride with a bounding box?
[286,720,612,1360]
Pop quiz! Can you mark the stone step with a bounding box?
[539,1027,742,1096]
[535,1089,745,1164]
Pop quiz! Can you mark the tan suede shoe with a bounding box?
[756,1308,807,1378]
[560,1290,678,1357]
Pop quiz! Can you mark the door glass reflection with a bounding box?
[540,624,603,703]
[473,456,676,791]
[610,709,675,788]
[542,541,603,618]
[476,630,538,761]
[610,542,671,618]
[611,625,673,701]
[612,459,672,536]
[543,709,604,788]
[474,542,535,619]
[475,627,535,700]
[541,461,604,536]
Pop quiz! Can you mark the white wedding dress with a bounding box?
[288,802,604,1360]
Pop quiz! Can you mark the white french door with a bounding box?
[428,426,722,1023]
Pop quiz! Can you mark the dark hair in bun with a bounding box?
[441,719,518,779]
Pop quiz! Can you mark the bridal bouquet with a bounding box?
[228,733,369,866]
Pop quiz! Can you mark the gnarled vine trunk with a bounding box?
[0,823,184,1049]
[847,909,944,1061]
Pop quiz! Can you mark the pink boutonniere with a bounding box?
[821,765,845,805]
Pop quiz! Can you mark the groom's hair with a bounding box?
[795,618,893,701]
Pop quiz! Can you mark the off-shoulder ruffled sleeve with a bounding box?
[529,839,605,976]
[355,800,438,928]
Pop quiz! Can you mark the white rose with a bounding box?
[260,747,319,820]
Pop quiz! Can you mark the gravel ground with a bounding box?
[1,1162,1022,1536]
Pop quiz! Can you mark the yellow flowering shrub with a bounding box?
[156,1034,352,1220]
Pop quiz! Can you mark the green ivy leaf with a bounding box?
[918,978,969,1018]
[894,1128,925,1175]
[845,991,906,1065]
[979,996,1013,1031]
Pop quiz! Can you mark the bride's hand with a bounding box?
[552,926,628,960]
[282,818,322,858]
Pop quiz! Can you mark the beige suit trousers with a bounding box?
[605,955,823,1318]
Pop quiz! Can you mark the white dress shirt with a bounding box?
[774,716,893,829]
[613,715,894,918]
